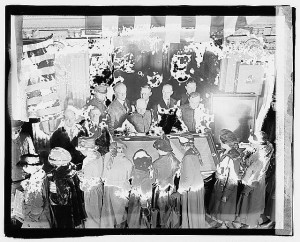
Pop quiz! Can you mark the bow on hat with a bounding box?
[17,154,43,167]
[48,147,72,167]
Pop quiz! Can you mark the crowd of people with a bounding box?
[10,79,276,230]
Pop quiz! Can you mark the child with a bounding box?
[77,137,104,228]
[209,129,242,228]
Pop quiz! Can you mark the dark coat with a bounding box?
[107,99,132,133]
[153,97,178,121]
[179,104,196,132]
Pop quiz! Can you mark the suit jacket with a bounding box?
[179,104,196,132]
[107,99,132,133]
[153,97,177,121]
[180,93,189,106]
[128,111,152,133]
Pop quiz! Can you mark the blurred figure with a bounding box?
[101,140,133,228]
[18,154,51,228]
[236,131,274,228]
[178,133,206,228]
[11,120,36,227]
[77,137,104,228]
[128,98,152,134]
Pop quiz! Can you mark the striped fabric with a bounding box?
[85,16,248,41]
[23,37,62,119]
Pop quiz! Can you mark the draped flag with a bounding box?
[23,36,62,119]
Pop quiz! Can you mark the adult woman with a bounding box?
[100,140,133,228]
[209,129,242,228]
[47,147,86,228]
[236,131,274,228]
[50,105,87,169]
[178,133,206,228]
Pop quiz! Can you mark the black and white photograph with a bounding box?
[3,1,296,239]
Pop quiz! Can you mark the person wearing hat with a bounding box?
[127,149,153,228]
[107,82,132,134]
[151,136,180,228]
[177,133,206,228]
[235,131,274,228]
[76,137,104,228]
[209,129,242,229]
[17,154,51,228]
[10,120,36,227]
[100,139,133,228]
[47,147,86,228]
[50,106,87,170]
[86,83,109,116]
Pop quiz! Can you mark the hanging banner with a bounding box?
[194,16,211,43]
[224,16,238,37]
[165,16,181,44]
[102,15,119,37]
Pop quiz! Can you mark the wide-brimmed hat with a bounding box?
[153,137,173,152]
[248,131,268,145]
[17,154,43,167]
[48,147,72,166]
[133,149,152,172]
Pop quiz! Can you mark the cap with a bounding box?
[153,137,173,152]
[48,147,72,167]
[94,84,108,94]
[17,154,43,167]
[133,149,152,172]
[248,131,268,145]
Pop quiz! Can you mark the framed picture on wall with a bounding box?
[235,63,265,95]
[211,93,258,144]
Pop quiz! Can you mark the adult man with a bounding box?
[179,92,205,132]
[128,98,152,134]
[180,79,197,106]
[86,83,108,117]
[107,82,132,134]
[153,84,177,120]
[82,106,102,138]
[140,85,154,110]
